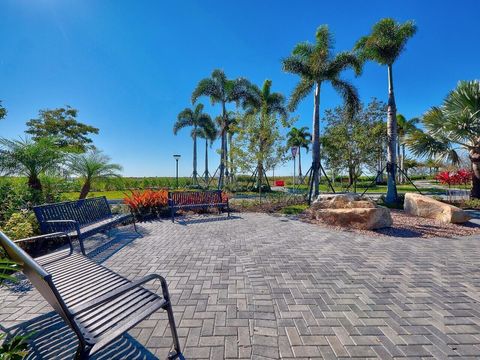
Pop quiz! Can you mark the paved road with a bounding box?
[2,213,480,359]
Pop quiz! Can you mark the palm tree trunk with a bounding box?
[312,82,321,197]
[298,149,303,180]
[397,140,401,183]
[385,64,398,204]
[228,132,234,183]
[218,103,227,189]
[193,131,198,184]
[401,143,406,184]
[79,179,91,199]
[470,148,480,199]
[28,175,42,192]
[204,138,209,184]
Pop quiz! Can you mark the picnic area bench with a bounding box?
[0,231,182,359]
[168,190,230,222]
[33,197,136,255]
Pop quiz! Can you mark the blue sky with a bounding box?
[1,0,479,177]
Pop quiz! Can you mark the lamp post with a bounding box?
[173,154,181,188]
[291,146,298,193]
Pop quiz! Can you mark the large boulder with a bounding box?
[310,193,392,230]
[315,207,393,230]
[404,193,471,224]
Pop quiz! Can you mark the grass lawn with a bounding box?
[62,191,129,200]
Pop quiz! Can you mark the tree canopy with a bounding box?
[26,106,99,153]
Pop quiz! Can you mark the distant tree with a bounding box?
[355,18,417,203]
[194,115,217,184]
[173,104,212,184]
[0,101,6,121]
[243,80,288,189]
[283,25,362,197]
[396,114,419,183]
[26,106,99,153]
[67,150,122,199]
[192,69,258,189]
[321,99,387,189]
[0,137,63,192]
[407,80,480,199]
[286,127,311,179]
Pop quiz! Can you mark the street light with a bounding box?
[173,154,181,188]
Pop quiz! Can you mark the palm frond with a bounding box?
[288,78,314,111]
[327,51,363,77]
[330,79,360,116]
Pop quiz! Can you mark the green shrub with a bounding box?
[2,211,39,240]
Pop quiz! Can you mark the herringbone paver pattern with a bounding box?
[2,213,480,359]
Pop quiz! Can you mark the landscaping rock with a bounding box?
[310,193,392,229]
[404,193,471,224]
[315,207,393,230]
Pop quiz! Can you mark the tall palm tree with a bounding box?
[195,116,217,184]
[68,150,122,199]
[0,137,63,192]
[191,69,257,189]
[283,25,361,197]
[243,79,288,189]
[287,127,312,180]
[396,114,419,183]
[407,80,480,199]
[355,18,417,203]
[173,103,211,184]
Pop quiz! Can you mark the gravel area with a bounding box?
[301,209,480,238]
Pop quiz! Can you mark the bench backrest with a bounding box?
[33,197,112,232]
[169,190,223,206]
[0,231,72,326]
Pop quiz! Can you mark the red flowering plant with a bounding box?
[124,189,169,220]
[435,169,472,201]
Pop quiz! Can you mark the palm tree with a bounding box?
[191,69,257,189]
[68,150,122,199]
[396,114,419,183]
[173,103,212,184]
[243,79,288,190]
[287,127,311,181]
[0,137,63,192]
[355,18,417,203]
[407,80,480,199]
[283,25,361,197]
[195,116,217,184]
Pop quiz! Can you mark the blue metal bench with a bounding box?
[168,190,230,222]
[33,197,136,255]
[0,231,182,359]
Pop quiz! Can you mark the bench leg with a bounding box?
[166,302,182,359]
[170,206,175,223]
[78,237,87,256]
[74,345,90,360]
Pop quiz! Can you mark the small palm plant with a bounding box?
[0,137,63,192]
[67,150,122,199]
[407,80,480,199]
[173,104,212,185]
[194,115,217,185]
[396,114,419,183]
[287,127,311,181]
[283,25,361,197]
[355,18,417,203]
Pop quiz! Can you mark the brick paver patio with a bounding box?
[2,212,480,359]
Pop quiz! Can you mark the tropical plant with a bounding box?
[124,189,169,219]
[67,150,122,199]
[283,25,362,197]
[194,116,217,184]
[396,114,419,183]
[242,80,288,190]
[26,106,99,153]
[407,80,480,199]
[173,104,212,184]
[286,127,311,180]
[355,18,417,203]
[0,137,63,192]
[191,69,258,189]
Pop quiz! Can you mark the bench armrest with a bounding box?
[44,220,81,237]
[70,273,170,316]
[15,232,74,254]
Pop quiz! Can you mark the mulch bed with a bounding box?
[300,209,480,238]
